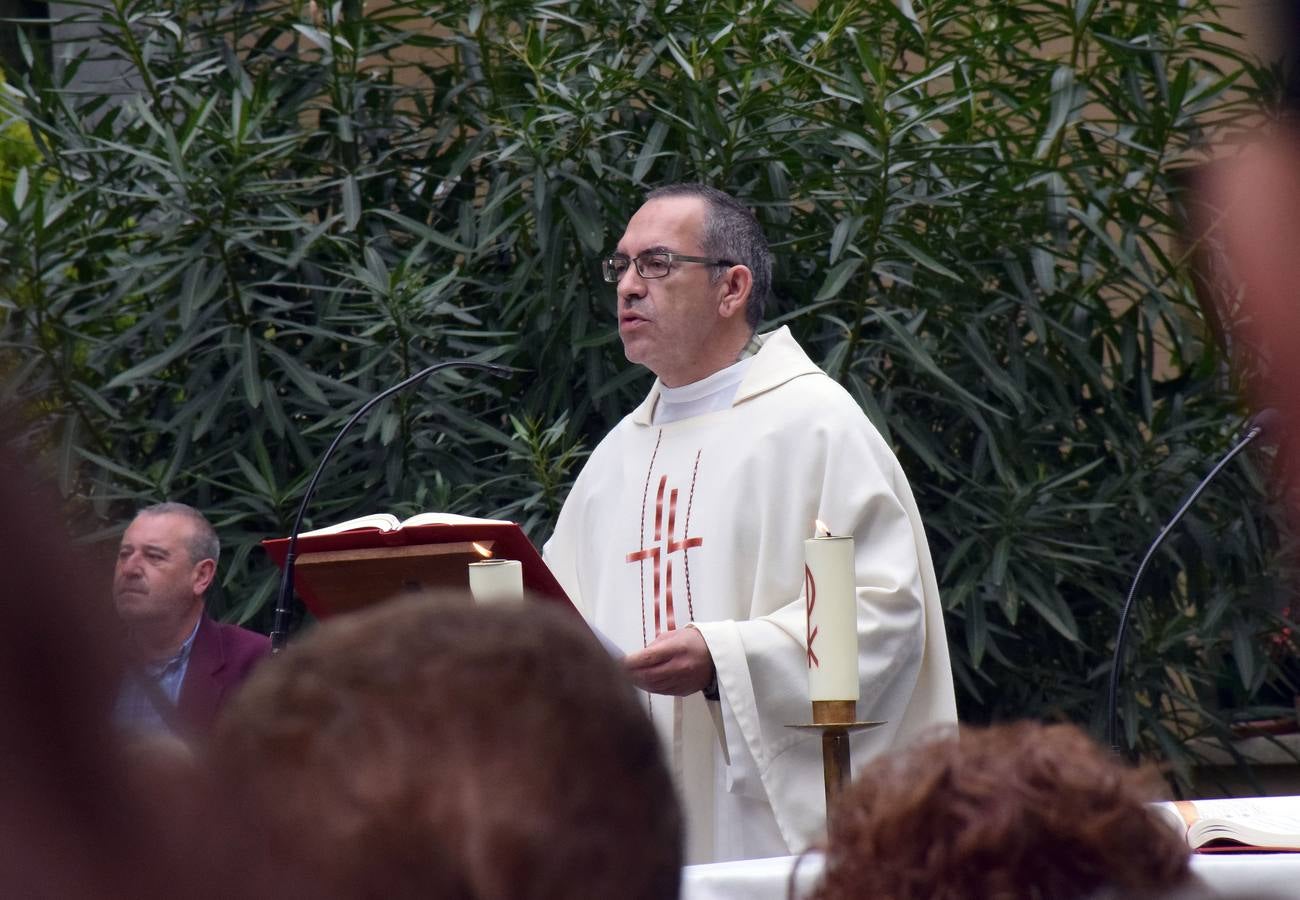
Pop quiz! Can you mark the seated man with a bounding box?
[113,502,269,739]
[208,597,683,900]
[810,721,1193,900]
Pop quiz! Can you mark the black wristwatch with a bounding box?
[702,669,720,701]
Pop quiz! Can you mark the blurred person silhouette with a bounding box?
[807,722,1193,900]
[1194,126,1300,492]
[0,438,270,898]
[1191,1,1300,501]
[208,595,683,900]
[1188,2,1300,674]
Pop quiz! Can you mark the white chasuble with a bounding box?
[543,326,957,864]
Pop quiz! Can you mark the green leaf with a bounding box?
[242,329,263,409]
[103,326,225,390]
[1035,66,1077,159]
[1232,620,1257,690]
[633,120,669,185]
[880,233,961,282]
[233,451,272,496]
[990,536,1010,586]
[1023,588,1080,643]
[813,258,862,303]
[342,174,361,232]
[829,215,860,266]
[12,167,28,208]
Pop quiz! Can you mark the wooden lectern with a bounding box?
[263,520,572,620]
[290,541,490,617]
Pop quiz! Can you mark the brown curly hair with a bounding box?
[809,721,1190,900]
[209,597,682,900]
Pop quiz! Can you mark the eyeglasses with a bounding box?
[601,251,735,283]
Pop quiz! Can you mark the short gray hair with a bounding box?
[136,501,220,567]
[645,183,771,330]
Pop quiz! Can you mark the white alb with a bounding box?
[544,326,957,864]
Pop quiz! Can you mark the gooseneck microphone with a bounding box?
[270,360,511,652]
[1106,409,1278,753]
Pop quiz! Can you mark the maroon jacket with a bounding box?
[174,614,271,736]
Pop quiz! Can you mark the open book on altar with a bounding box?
[262,512,572,619]
[1152,796,1300,852]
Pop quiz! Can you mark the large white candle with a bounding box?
[803,525,860,702]
[468,559,524,605]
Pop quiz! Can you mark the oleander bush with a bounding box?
[1,0,1293,782]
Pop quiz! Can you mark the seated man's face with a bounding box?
[113,513,202,625]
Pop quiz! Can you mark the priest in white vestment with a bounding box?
[543,184,957,864]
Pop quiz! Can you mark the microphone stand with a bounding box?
[1106,412,1274,754]
[269,360,511,653]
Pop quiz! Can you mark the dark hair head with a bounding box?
[811,721,1191,900]
[645,183,771,329]
[209,597,682,900]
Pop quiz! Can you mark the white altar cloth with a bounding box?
[680,851,1300,899]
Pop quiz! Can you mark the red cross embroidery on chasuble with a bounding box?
[627,447,704,641]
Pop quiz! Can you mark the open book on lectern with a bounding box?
[261,511,573,620]
[1151,796,1300,852]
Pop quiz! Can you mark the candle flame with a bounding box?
[472,542,493,559]
[814,519,832,538]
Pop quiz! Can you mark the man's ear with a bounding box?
[716,265,753,320]
[192,558,217,597]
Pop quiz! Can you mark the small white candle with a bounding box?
[468,559,523,605]
[803,523,860,702]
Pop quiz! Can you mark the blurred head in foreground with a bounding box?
[1188,2,1300,521]
[0,438,252,897]
[810,721,1190,900]
[210,597,682,900]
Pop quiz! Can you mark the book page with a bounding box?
[300,513,401,537]
[1185,796,1300,821]
[401,512,512,527]
[1178,797,1300,849]
[300,511,513,537]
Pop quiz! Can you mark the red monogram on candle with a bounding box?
[804,564,820,668]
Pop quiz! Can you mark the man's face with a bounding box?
[614,196,730,387]
[113,513,207,625]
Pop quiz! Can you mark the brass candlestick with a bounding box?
[790,701,884,812]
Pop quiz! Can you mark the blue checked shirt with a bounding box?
[113,616,201,735]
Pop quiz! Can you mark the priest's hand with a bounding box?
[623,626,715,697]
